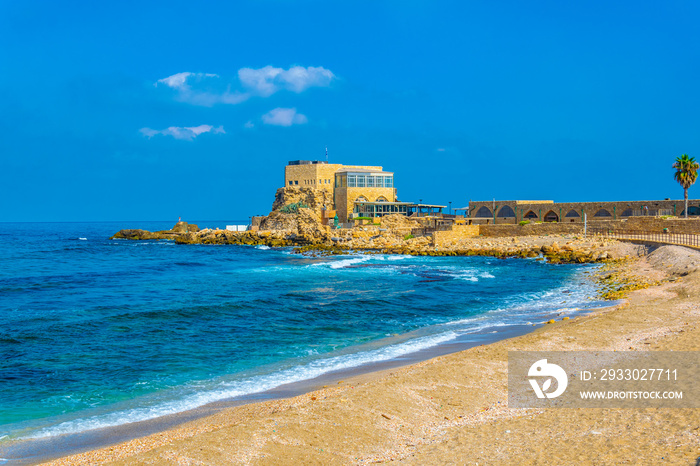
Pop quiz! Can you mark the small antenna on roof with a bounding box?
[325,146,328,162]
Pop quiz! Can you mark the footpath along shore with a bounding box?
[43,244,700,465]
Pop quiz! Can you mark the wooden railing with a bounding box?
[588,228,700,249]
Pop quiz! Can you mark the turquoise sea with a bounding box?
[0,221,607,460]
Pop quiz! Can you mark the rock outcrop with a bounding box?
[270,186,334,217]
[111,222,200,240]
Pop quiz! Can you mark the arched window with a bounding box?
[524,210,538,220]
[474,206,493,218]
[496,205,516,218]
[543,210,559,222]
[565,209,580,218]
[355,196,368,203]
[594,209,612,217]
[621,208,633,217]
[376,196,389,202]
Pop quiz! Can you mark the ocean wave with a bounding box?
[23,331,458,439]
[255,245,271,250]
[311,255,372,270]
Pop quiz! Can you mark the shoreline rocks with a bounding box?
[110,222,200,241]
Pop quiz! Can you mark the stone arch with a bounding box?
[565,209,580,218]
[496,205,516,218]
[375,196,389,202]
[621,208,634,217]
[524,210,538,220]
[680,206,700,216]
[543,210,559,222]
[594,209,612,217]
[355,196,369,203]
[474,206,493,218]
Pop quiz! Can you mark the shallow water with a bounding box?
[0,221,605,443]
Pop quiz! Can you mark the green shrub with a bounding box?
[519,220,530,226]
[404,234,415,240]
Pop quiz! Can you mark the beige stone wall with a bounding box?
[284,164,385,189]
[335,186,397,222]
[433,225,480,246]
[470,199,700,224]
[284,163,342,190]
[480,223,585,237]
[480,217,700,237]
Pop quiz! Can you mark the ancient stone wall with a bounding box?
[611,217,700,234]
[480,223,584,237]
[432,225,480,246]
[480,217,700,236]
[470,199,700,224]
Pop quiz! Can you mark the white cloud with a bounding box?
[154,66,335,106]
[155,72,245,106]
[139,125,225,141]
[244,121,255,129]
[261,108,308,127]
[239,65,335,96]
[156,72,219,90]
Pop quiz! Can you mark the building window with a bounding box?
[289,181,293,186]
[475,206,494,218]
[496,205,516,218]
[294,180,298,185]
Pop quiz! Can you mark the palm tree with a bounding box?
[673,154,699,218]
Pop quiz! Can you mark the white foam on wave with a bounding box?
[255,245,271,250]
[376,254,413,261]
[311,255,372,270]
[78,237,87,241]
[23,331,458,440]
[458,276,479,282]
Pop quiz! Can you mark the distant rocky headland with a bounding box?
[111,186,637,264]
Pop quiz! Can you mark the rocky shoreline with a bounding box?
[111,187,642,265]
[111,219,635,265]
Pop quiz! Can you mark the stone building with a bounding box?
[467,199,700,224]
[283,160,399,222]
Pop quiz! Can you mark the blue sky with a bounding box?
[1,1,699,222]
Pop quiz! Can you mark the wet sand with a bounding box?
[42,246,700,465]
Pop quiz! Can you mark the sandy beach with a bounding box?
[42,244,700,465]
